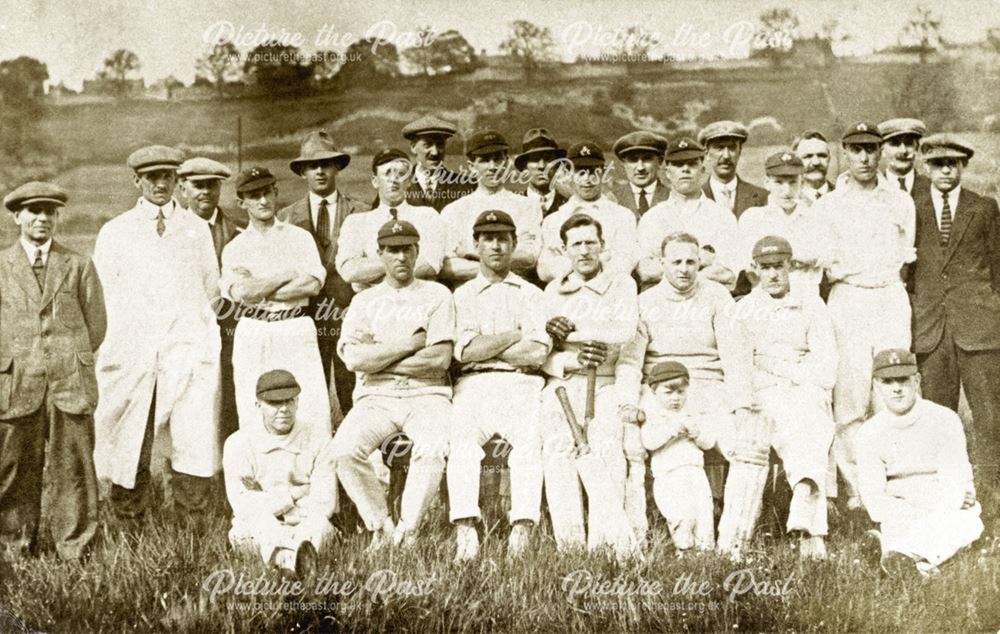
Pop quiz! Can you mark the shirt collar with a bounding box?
[750,286,802,309]
[557,268,613,295]
[931,185,961,207]
[206,208,219,225]
[710,176,737,194]
[309,191,337,210]
[245,217,286,236]
[20,238,52,263]
[376,201,409,216]
[836,171,898,194]
[250,423,306,454]
[654,277,699,301]
[470,271,525,293]
[137,197,176,219]
[630,182,656,196]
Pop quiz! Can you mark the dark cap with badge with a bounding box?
[841,121,882,145]
[647,361,690,386]
[698,120,749,146]
[372,148,412,173]
[514,128,566,170]
[613,131,668,159]
[878,118,926,142]
[377,219,420,247]
[872,348,918,379]
[465,129,509,158]
[473,209,516,234]
[256,369,301,402]
[402,115,459,141]
[566,141,606,169]
[289,130,351,174]
[752,235,793,264]
[663,137,705,162]
[236,166,277,194]
[920,133,974,162]
[177,157,232,181]
[4,181,68,212]
[127,145,185,174]
[764,151,804,177]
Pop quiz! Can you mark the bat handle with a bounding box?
[585,366,596,422]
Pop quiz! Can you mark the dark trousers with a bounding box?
[314,302,355,419]
[109,385,213,518]
[0,401,98,560]
[918,322,1000,487]
[218,308,239,442]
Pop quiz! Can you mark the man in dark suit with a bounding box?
[0,182,106,561]
[699,120,768,219]
[909,134,1000,488]
[879,118,930,197]
[792,130,837,202]
[397,115,475,211]
[279,130,365,418]
[514,127,567,217]
[610,130,669,220]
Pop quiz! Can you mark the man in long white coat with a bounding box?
[93,145,221,519]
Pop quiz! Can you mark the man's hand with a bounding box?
[546,316,576,345]
[577,340,608,368]
[699,245,716,269]
[962,487,977,509]
[408,330,427,352]
[290,483,310,501]
[619,405,646,426]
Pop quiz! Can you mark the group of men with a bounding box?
[0,112,994,578]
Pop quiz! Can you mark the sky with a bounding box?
[2,0,998,89]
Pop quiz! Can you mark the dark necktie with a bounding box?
[939,193,953,246]
[156,209,166,237]
[898,177,907,192]
[389,207,398,219]
[32,248,45,290]
[316,199,330,248]
[637,189,649,215]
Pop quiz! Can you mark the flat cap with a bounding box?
[764,151,804,177]
[465,129,509,157]
[920,133,974,161]
[664,137,705,162]
[4,181,68,212]
[872,348,918,379]
[289,130,350,174]
[127,145,185,174]
[372,148,411,173]
[647,361,690,386]
[566,141,606,169]
[752,235,793,264]
[377,219,420,246]
[878,118,927,141]
[235,166,277,194]
[698,120,749,145]
[177,157,232,181]
[612,131,668,159]
[473,209,516,233]
[402,115,458,141]
[841,121,882,145]
[514,128,565,170]
[256,369,301,401]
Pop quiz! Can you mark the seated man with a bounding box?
[223,369,337,577]
[857,349,984,578]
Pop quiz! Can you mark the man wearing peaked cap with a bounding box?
[792,131,836,201]
[220,165,335,448]
[337,148,445,293]
[515,128,569,218]
[909,133,1000,486]
[809,120,917,511]
[448,207,550,561]
[879,117,928,196]
[538,140,639,284]
[92,144,222,521]
[857,348,983,577]
[738,151,828,298]
[439,129,542,288]
[0,181,106,560]
[279,130,366,415]
[637,137,739,291]
[391,115,473,212]
[698,121,767,219]
[329,214,456,550]
[611,131,669,220]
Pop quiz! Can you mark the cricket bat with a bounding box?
[717,409,773,559]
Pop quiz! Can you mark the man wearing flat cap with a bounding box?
[330,219,454,549]
[221,167,334,442]
[280,130,365,416]
[698,120,768,219]
[337,149,446,292]
[93,145,222,520]
[857,349,982,578]
[878,118,929,196]
[398,114,475,211]
[440,129,542,287]
[515,128,568,217]
[223,369,338,577]
[538,141,638,284]
[0,182,105,560]
[909,134,1000,488]
[811,122,916,512]
[611,131,670,220]
[792,131,836,202]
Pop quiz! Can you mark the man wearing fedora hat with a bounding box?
[514,128,568,217]
[280,130,365,416]
[610,131,670,220]
[0,182,106,560]
[93,145,222,521]
[398,114,475,211]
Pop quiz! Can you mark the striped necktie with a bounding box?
[939,192,953,246]
[32,248,45,289]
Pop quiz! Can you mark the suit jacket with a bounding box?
[279,190,367,309]
[0,241,106,420]
[702,176,768,219]
[910,173,931,200]
[610,180,669,220]
[206,207,247,263]
[909,184,1000,353]
[518,188,568,217]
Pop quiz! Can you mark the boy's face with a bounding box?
[652,378,688,411]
